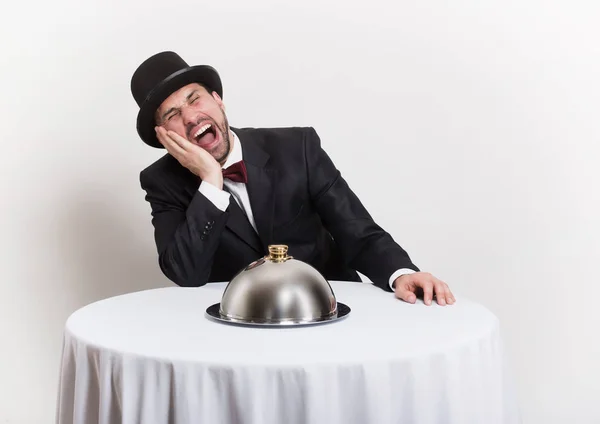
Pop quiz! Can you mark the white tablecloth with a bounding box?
[56,281,520,424]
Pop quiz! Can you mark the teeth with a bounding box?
[194,124,212,139]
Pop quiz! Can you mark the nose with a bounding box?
[181,107,197,127]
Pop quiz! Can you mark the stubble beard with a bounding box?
[213,112,232,165]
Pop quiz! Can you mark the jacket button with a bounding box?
[200,235,206,240]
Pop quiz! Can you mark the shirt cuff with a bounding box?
[389,268,417,291]
[198,181,230,212]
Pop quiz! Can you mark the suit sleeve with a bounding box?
[304,127,419,291]
[140,171,230,287]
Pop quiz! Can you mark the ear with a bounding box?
[212,91,226,111]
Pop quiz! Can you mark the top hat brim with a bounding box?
[136,65,223,148]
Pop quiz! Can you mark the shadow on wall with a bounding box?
[59,184,172,306]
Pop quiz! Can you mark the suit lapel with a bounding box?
[224,194,263,253]
[236,129,277,252]
[246,164,277,251]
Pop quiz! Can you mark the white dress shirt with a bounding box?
[198,131,415,290]
[198,132,258,232]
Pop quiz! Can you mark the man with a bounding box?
[131,51,454,306]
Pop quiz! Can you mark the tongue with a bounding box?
[197,131,216,147]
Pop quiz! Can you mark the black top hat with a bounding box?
[131,51,223,148]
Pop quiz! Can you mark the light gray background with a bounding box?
[1,0,598,422]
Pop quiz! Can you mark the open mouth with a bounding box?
[192,122,218,148]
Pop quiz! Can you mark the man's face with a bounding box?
[155,83,231,163]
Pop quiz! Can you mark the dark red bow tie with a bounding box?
[222,161,248,184]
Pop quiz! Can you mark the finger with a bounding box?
[395,283,417,304]
[166,130,195,152]
[155,128,173,151]
[445,283,456,304]
[156,127,186,157]
[157,127,183,149]
[435,280,455,305]
[433,280,447,306]
[421,280,434,306]
[155,126,172,146]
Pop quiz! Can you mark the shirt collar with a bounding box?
[222,130,243,169]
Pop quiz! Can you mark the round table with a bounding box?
[56,281,520,424]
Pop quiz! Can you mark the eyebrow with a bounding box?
[160,90,200,121]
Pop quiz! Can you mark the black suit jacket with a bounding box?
[140,126,419,292]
